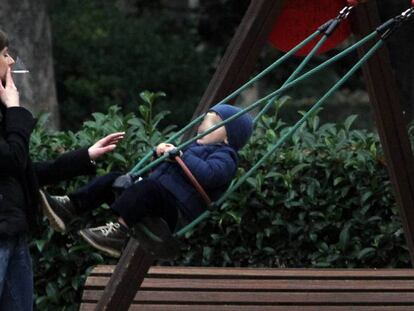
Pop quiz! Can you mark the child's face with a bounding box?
[196,112,228,145]
[0,47,14,83]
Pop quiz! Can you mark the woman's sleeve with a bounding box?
[33,147,97,186]
[0,107,36,174]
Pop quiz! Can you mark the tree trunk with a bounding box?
[0,0,59,129]
[377,0,414,122]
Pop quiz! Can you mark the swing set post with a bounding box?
[183,0,287,140]
[94,239,154,311]
[352,1,414,264]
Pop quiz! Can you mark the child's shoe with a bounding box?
[78,222,129,258]
[39,190,76,233]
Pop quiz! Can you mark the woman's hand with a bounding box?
[88,132,125,160]
[0,68,19,107]
[156,143,176,157]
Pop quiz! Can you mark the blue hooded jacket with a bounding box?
[149,142,238,220]
[150,104,253,221]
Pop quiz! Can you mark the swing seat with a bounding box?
[130,217,181,260]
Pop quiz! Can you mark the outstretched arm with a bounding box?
[34,132,125,186]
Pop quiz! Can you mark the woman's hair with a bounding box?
[0,30,9,50]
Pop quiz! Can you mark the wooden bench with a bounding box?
[80,265,414,310]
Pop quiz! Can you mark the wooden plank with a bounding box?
[93,239,154,311]
[351,1,414,264]
[85,276,414,291]
[90,266,414,278]
[83,290,414,304]
[183,0,286,140]
[80,305,414,311]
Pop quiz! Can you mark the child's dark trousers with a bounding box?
[68,172,178,231]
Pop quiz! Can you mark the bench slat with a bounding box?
[90,266,414,279]
[80,303,414,311]
[84,276,414,291]
[82,290,414,304]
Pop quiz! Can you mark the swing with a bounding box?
[118,0,414,261]
[84,2,414,310]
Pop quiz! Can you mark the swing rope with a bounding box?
[254,5,355,124]
[128,5,354,175]
[175,40,384,237]
[174,5,414,238]
[128,31,321,175]
[133,27,376,179]
[123,3,414,239]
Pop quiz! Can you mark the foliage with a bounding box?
[49,0,215,129]
[30,91,174,310]
[174,103,409,269]
[30,94,409,309]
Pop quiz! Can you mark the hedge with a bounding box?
[29,93,409,310]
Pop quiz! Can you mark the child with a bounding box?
[40,104,253,258]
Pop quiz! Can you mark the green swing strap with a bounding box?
[254,5,355,124]
[132,27,377,179]
[157,6,357,216]
[175,39,384,238]
[174,6,414,238]
[161,6,356,229]
[132,6,353,232]
[128,6,352,176]
[132,6,358,230]
[128,30,320,175]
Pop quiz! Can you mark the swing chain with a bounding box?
[337,6,354,21]
[377,7,414,39]
[400,7,414,20]
[390,7,414,33]
[322,6,354,36]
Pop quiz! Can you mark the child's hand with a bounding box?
[88,132,125,160]
[156,143,176,157]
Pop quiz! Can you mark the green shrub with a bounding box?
[176,106,409,268]
[30,91,173,310]
[49,0,214,129]
[30,94,409,309]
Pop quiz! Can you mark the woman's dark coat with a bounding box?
[0,106,96,237]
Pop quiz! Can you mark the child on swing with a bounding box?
[40,104,253,258]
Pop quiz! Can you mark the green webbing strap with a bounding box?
[175,39,384,238]
[130,10,354,174]
[254,34,329,124]
[133,30,377,178]
[128,30,321,175]
[129,114,205,174]
[254,7,354,124]
[174,5,414,236]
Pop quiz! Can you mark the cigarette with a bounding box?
[11,70,30,73]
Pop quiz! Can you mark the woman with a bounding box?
[0,29,123,310]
